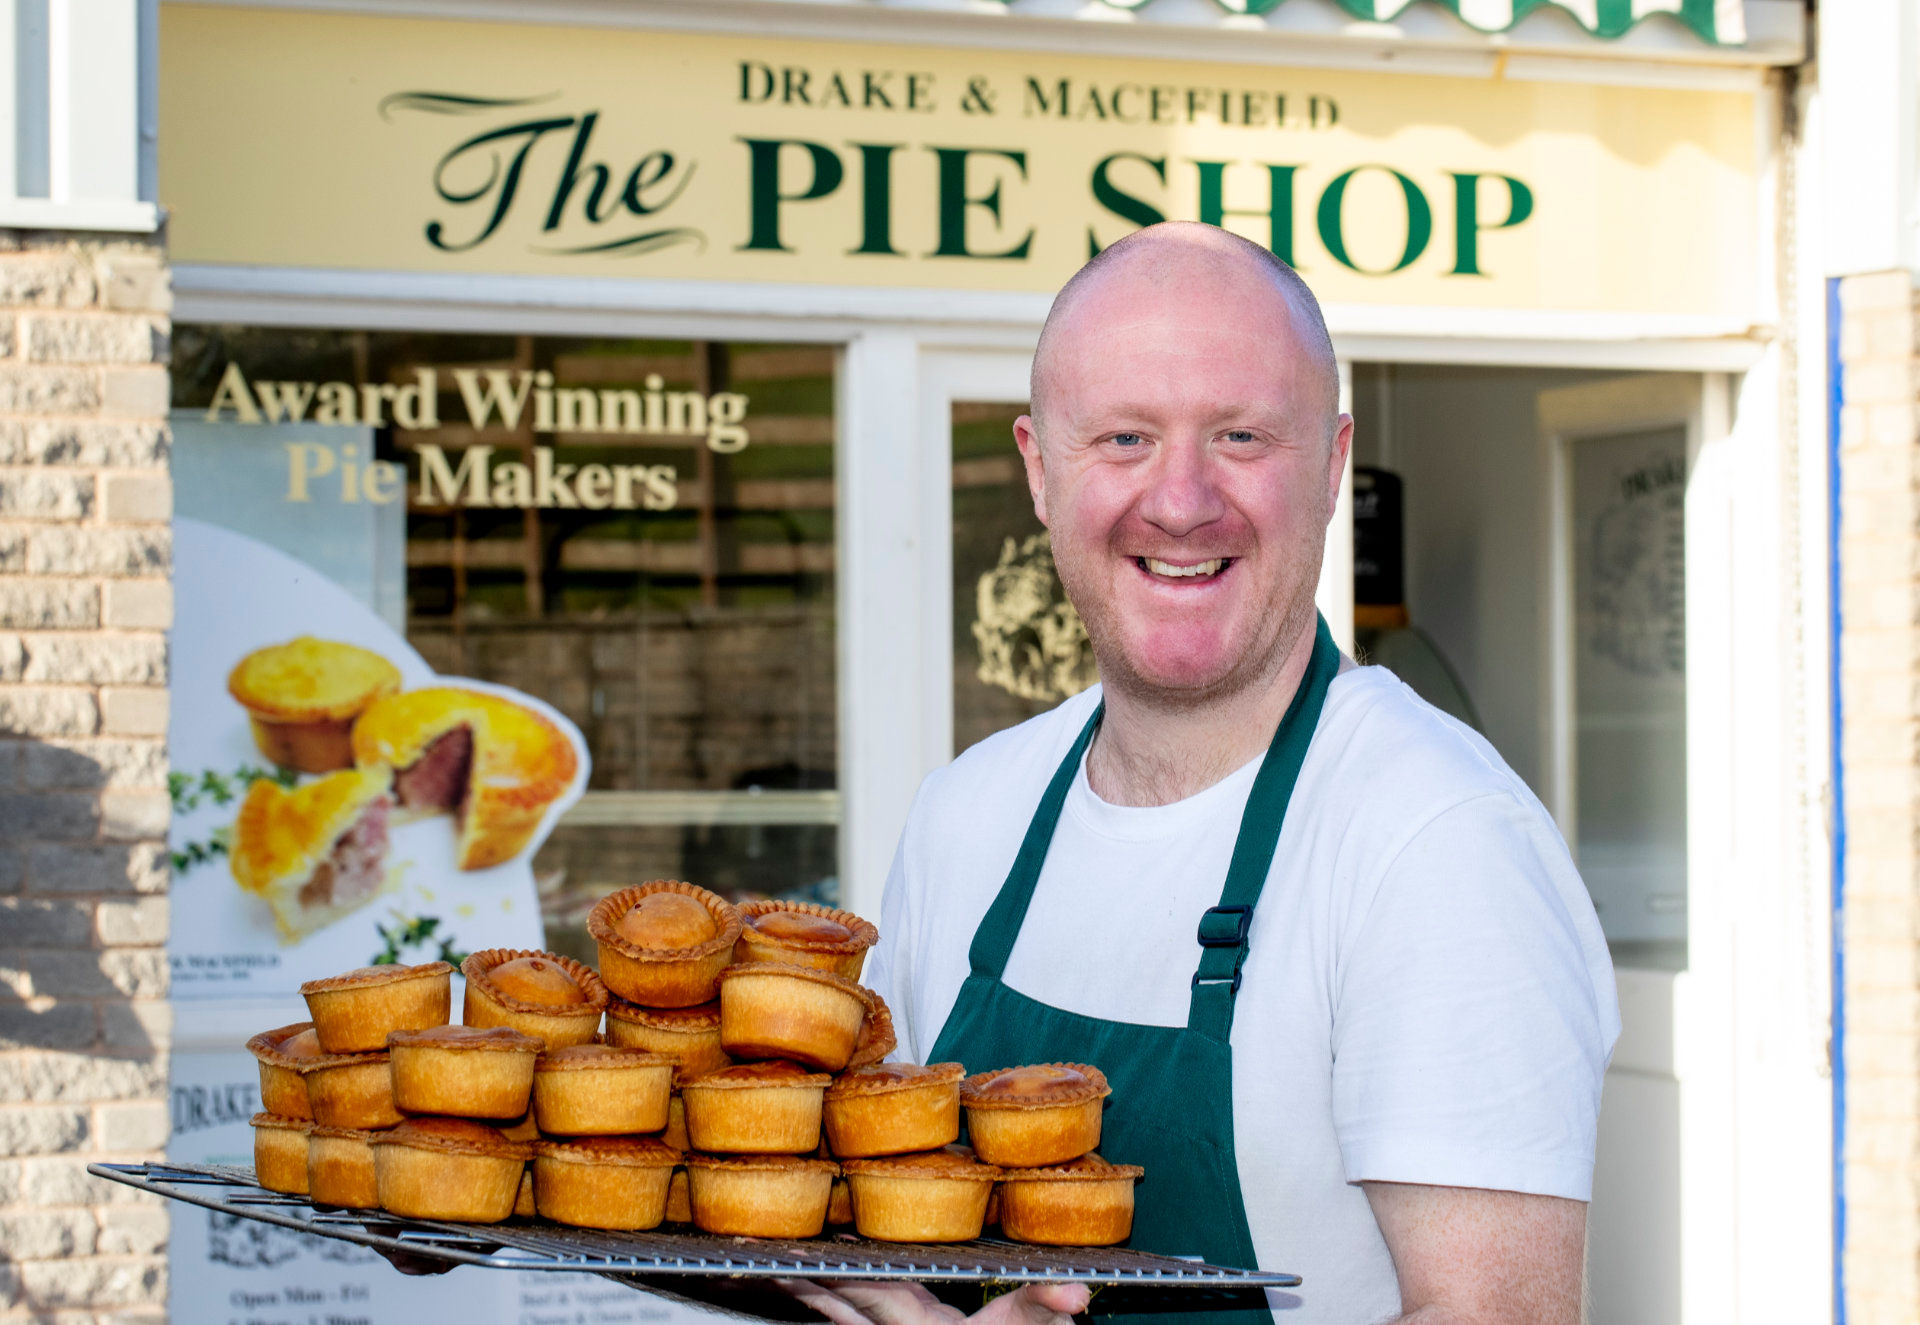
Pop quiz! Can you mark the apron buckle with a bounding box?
[1191,968,1244,994]
[1197,904,1254,948]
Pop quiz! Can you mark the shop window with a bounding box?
[950,401,1097,755]
[170,328,836,969]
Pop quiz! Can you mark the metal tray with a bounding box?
[95,1162,1298,1319]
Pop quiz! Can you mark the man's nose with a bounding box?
[1136,438,1227,537]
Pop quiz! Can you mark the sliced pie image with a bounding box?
[230,767,394,942]
[351,687,578,871]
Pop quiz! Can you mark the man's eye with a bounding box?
[1223,429,1257,443]
[1110,433,1144,447]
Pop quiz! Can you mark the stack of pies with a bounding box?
[960,1064,1141,1246]
[243,889,1141,1247]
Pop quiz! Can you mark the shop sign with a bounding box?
[202,361,746,509]
[161,7,1759,318]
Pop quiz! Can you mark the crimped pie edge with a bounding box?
[249,1111,313,1134]
[534,1044,674,1073]
[959,1063,1112,1110]
[587,881,742,962]
[245,1022,317,1070]
[298,961,452,997]
[847,991,896,1068]
[368,1122,534,1161]
[604,996,722,1031]
[825,1060,964,1100]
[682,1064,832,1091]
[386,1025,542,1054]
[533,1136,681,1166]
[463,948,610,1017]
[684,1153,838,1175]
[737,899,879,957]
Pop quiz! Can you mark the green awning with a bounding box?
[1086,0,1745,45]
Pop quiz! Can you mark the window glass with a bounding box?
[949,401,1096,755]
[171,328,837,964]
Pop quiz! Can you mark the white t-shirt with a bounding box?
[866,665,1620,1324]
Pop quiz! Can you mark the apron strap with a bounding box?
[966,705,1104,979]
[1187,617,1341,1040]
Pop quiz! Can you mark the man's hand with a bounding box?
[775,1278,1089,1325]
[1362,1182,1586,1325]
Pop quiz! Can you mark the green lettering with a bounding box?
[739,138,845,252]
[1316,166,1432,275]
[1449,172,1534,276]
[930,146,1033,261]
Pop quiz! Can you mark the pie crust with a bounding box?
[823,1062,964,1158]
[995,1154,1144,1246]
[229,636,402,773]
[842,1146,1002,1243]
[531,1044,674,1136]
[717,963,874,1071]
[231,769,393,943]
[662,1093,690,1151]
[307,1125,384,1209]
[959,1064,1110,1167]
[251,1112,314,1195]
[299,962,452,1054]
[462,948,608,1049]
[515,1169,537,1218]
[680,1061,831,1154]
[826,1176,853,1226]
[664,1167,692,1223]
[603,997,731,1079]
[532,1136,680,1230]
[849,991,897,1068]
[370,1117,533,1223]
[587,882,741,1008]
[387,1025,542,1119]
[735,900,879,981]
[246,1022,319,1121]
[684,1153,837,1238]
[301,1049,403,1130]
[352,687,579,871]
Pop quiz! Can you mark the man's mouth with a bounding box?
[1136,556,1232,581]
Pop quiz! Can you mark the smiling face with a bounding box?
[1018,230,1351,704]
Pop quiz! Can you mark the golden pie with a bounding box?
[736,900,878,980]
[515,1169,537,1218]
[370,1117,532,1222]
[531,1044,674,1136]
[587,882,740,1008]
[232,769,393,942]
[246,1022,321,1120]
[996,1154,1144,1246]
[716,963,874,1071]
[662,1092,690,1150]
[603,997,731,1079]
[299,962,452,1054]
[826,1175,853,1226]
[680,1060,830,1154]
[251,1112,313,1195]
[229,636,402,773]
[824,1062,964,1158]
[684,1154,836,1238]
[532,1136,680,1231]
[301,1049,402,1130]
[352,687,578,871]
[959,1064,1110,1167]
[462,948,608,1049]
[388,1025,541,1119]
[843,1145,1002,1243]
[307,1125,385,1209]
[849,991,897,1068]
[664,1167,692,1223]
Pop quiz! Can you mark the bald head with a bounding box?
[1030,222,1339,442]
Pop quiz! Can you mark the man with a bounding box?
[832,222,1619,1325]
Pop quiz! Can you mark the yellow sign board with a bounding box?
[160,6,1759,317]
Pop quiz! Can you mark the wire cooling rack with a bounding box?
[92,1161,1300,1296]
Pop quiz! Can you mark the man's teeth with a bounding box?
[1141,557,1225,579]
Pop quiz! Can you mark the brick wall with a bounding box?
[1838,269,1920,1325]
[0,232,172,1322]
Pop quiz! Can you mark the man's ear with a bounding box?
[1327,413,1355,517]
[1013,414,1050,527]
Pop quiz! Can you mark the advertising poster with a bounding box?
[165,412,689,1323]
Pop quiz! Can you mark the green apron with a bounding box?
[929,617,1339,1324]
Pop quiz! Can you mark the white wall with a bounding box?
[1348,362,1617,794]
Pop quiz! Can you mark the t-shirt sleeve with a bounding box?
[1330,792,1619,1201]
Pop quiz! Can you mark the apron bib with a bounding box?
[930,617,1340,1324]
